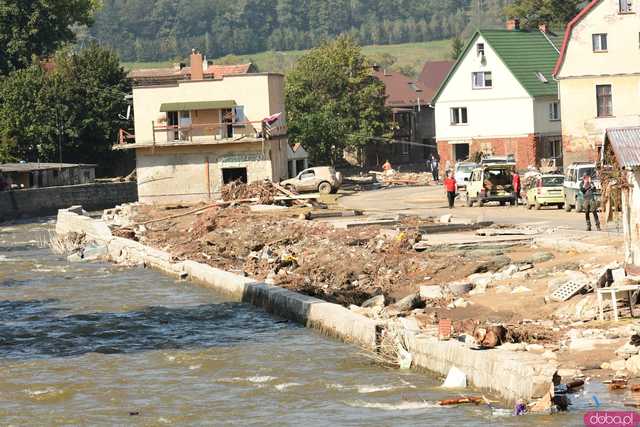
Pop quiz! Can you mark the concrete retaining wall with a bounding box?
[406,335,556,404]
[55,208,557,405]
[0,182,137,222]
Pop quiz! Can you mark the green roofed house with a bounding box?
[433,20,563,171]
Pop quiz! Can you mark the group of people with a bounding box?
[440,165,601,232]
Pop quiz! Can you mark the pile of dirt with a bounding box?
[128,205,501,307]
[220,180,281,204]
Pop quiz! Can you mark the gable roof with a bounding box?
[129,63,255,85]
[372,69,428,108]
[417,60,455,103]
[553,0,602,77]
[433,29,560,103]
[605,127,640,169]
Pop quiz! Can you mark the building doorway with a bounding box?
[222,167,248,184]
[454,144,470,162]
[167,111,179,141]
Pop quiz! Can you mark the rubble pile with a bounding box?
[124,205,512,307]
[220,180,281,204]
[375,171,433,187]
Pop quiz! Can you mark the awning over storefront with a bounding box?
[159,100,236,112]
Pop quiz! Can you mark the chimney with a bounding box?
[538,23,548,34]
[506,18,520,31]
[190,49,204,81]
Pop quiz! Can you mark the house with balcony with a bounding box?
[432,22,563,171]
[116,51,289,204]
[553,0,640,166]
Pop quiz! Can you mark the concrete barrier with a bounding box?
[55,207,556,405]
[1,182,137,222]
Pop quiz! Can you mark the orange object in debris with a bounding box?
[439,319,452,340]
[383,160,392,171]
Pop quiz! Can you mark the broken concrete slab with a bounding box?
[361,294,385,309]
[420,285,444,300]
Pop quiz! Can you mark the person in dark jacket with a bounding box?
[580,174,600,231]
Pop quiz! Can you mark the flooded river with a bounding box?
[0,221,629,426]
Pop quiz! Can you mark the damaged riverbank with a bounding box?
[55,206,561,409]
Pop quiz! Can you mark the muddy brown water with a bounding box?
[0,221,629,426]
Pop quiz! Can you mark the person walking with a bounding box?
[444,172,457,209]
[431,156,440,183]
[580,174,601,232]
[512,171,521,206]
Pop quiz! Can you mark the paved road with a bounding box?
[339,185,621,233]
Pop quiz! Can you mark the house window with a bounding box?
[549,102,561,121]
[620,0,633,13]
[233,106,246,123]
[477,43,485,56]
[472,71,492,89]
[592,34,608,52]
[450,107,468,125]
[596,84,613,117]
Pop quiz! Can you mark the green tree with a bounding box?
[0,44,131,166]
[0,0,95,74]
[504,0,583,28]
[450,36,465,60]
[285,35,389,165]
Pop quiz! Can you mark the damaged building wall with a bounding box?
[555,0,640,165]
[135,138,288,204]
[133,73,285,145]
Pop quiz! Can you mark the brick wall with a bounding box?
[0,182,138,221]
[437,134,538,171]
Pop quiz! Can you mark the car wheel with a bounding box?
[509,198,516,206]
[500,201,506,206]
[478,199,485,208]
[557,204,564,210]
[535,200,542,210]
[318,182,332,195]
[285,184,296,193]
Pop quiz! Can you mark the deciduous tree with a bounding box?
[285,36,389,165]
[504,0,583,29]
[0,0,95,74]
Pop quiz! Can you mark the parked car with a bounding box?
[525,174,565,210]
[280,166,342,194]
[563,163,601,212]
[465,163,517,207]
[454,162,478,191]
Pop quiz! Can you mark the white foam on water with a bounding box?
[326,383,345,390]
[247,376,276,384]
[274,383,302,392]
[188,364,201,370]
[0,255,16,262]
[357,383,417,394]
[357,385,395,394]
[218,376,277,384]
[345,400,441,411]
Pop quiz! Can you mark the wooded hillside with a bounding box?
[89,0,511,62]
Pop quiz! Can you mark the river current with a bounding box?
[0,220,628,426]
